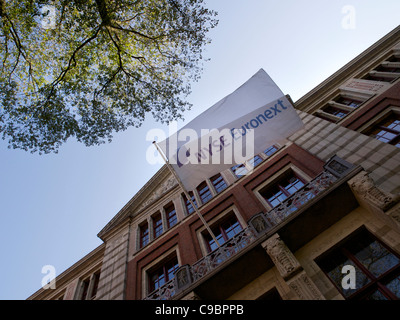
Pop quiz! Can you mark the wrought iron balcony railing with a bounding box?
[144,156,355,300]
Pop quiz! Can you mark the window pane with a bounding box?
[385,276,400,298]
[324,106,349,118]
[224,220,242,239]
[165,204,177,228]
[166,260,179,281]
[248,155,263,168]
[183,192,197,215]
[150,272,165,291]
[197,182,212,204]
[153,214,163,238]
[385,119,400,131]
[283,176,305,195]
[367,289,389,300]
[317,230,400,300]
[267,189,288,208]
[208,232,225,252]
[140,224,149,248]
[369,114,400,147]
[322,254,371,297]
[336,97,362,108]
[348,238,400,278]
[149,257,179,293]
[231,164,248,178]
[264,145,278,157]
[211,174,227,193]
[372,128,396,143]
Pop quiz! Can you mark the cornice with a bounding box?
[295,25,400,111]
[97,164,172,240]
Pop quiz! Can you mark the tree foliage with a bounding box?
[0,0,217,153]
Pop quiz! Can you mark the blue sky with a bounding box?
[1,0,400,300]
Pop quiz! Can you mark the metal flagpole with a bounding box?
[152,141,221,248]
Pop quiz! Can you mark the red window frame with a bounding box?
[259,172,306,208]
[317,229,400,300]
[368,113,400,148]
[204,215,243,252]
[148,257,179,293]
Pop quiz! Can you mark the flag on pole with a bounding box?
[158,69,304,191]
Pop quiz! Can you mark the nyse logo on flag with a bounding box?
[172,97,292,167]
[150,69,304,191]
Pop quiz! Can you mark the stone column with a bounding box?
[262,233,324,300]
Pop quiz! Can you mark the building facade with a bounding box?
[28,25,400,301]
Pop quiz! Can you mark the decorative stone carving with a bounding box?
[349,171,400,211]
[181,291,201,300]
[386,204,400,227]
[174,265,192,293]
[323,155,355,178]
[137,177,177,212]
[262,234,301,280]
[248,213,270,235]
[286,271,325,300]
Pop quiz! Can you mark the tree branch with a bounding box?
[47,25,102,100]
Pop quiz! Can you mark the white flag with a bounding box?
[158,69,304,191]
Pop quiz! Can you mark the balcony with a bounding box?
[145,156,362,300]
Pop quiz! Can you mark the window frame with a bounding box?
[182,191,197,216]
[210,173,227,194]
[196,206,246,256]
[196,181,213,205]
[203,213,243,253]
[231,163,248,178]
[254,164,312,211]
[142,246,180,298]
[139,221,150,249]
[164,203,178,229]
[259,172,307,209]
[316,228,400,300]
[147,256,180,294]
[360,106,400,148]
[152,212,163,239]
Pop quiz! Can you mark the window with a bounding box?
[182,192,197,215]
[148,257,179,293]
[79,278,90,300]
[247,155,263,168]
[366,113,400,148]
[375,64,400,74]
[323,106,349,119]
[205,214,243,252]
[88,271,100,300]
[317,229,400,300]
[335,97,363,109]
[231,163,248,178]
[197,181,212,204]
[210,173,227,193]
[165,203,177,228]
[264,145,278,157]
[140,222,149,248]
[152,213,163,238]
[259,171,306,208]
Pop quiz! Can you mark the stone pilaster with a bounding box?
[262,233,325,300]
[95,221,130,300]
